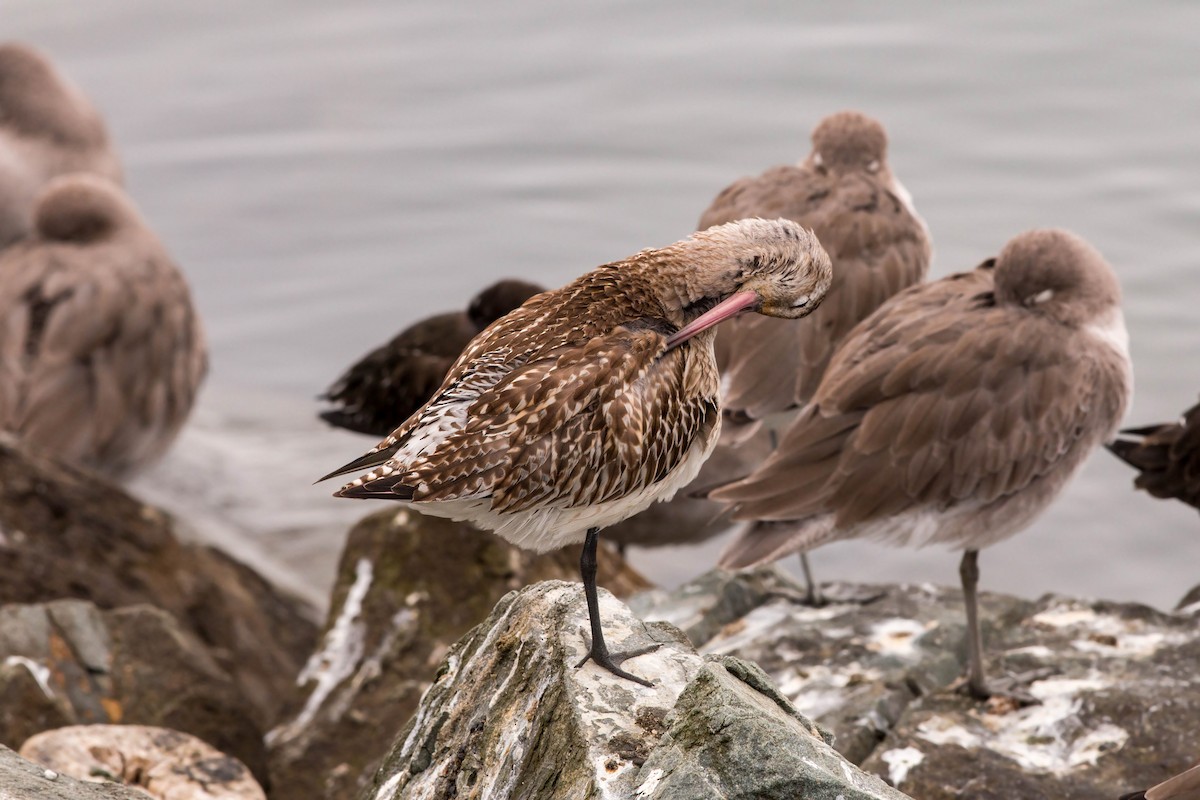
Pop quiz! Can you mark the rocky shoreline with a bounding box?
[0,439,1196,799]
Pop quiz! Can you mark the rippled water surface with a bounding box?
[10,1,1200,609]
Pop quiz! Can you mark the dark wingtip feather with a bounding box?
[316,446,397,484]
[334,480,415,500]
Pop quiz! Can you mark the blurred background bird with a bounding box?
[0,42,122,249]
[1108,398,1200,513]
[0,173,206,479]
[319,278,544,436]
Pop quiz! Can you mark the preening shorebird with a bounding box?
[0,42,122,248]
[0,174,207,478]
[319,279,545,437]
[321,218,833,685]
[1108,398,1200,512]
[711,229,1131,699]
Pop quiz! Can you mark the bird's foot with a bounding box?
[575,639,660,687]
[953,667,1057,710]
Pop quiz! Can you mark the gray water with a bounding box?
[8,0,1200,610]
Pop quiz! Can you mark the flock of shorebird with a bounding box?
[1,40,1199,791]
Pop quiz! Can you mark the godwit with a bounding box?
[685,110,932,601]
[321,218,832,684]
[0,174,207,479]
[1108,399,1200,512]
[0,42,122,248]
[711,229,1131,699]
[319,279,544,436]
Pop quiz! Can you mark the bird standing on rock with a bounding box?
[321,218,833,685]
[711,229,1131,699]
[319,279,544,436]
[648,110,930,600]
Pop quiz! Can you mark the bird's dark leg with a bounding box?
[799,552,825,606]
[575,527,654,686]
[960,548,988,699]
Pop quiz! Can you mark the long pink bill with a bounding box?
[665,290,759,351]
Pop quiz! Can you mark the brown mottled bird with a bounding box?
[0,42,123,248]
[1107,399,1200,511]
[1120,763,1200,800]
[0,174,207,479]
[321,218,832,685]
[711,229,1131,699]
[681,110,931,599]
[319,279,545,436]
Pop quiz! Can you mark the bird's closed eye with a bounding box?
[791,295,810,309]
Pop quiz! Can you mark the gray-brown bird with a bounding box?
[0,174,207,479]
[319,279,544,437]
[672,110,932,599]
[1108,398,1200,512]
[0,42,122,249]
[321,218,832,685]
[712,229,1131,699]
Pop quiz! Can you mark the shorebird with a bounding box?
[321,218,832,685]
[319,279,544,437]
[711,229,1131,699]
[1119,763,1200,800]
[0,174,207,479]
[1107,398,1200,512]
[0,42,122,249]
[677,110,932,600]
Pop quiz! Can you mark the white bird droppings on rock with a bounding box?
[866,618,937,660]
[4,655,53,698]
[880,747,924,786]
[267,557,373,746]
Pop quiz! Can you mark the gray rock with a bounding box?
[637,568,1200,798]
[860,594,1200,798]
[0,599,266,785]
[266,508,650,800]
[0,743,151,799]
[0,439,319,729]
[357,580,911,800]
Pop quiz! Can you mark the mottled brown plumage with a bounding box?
[712,229,1131,698]
[700,110,931,419]
[323,218,832,684]
[319,279,544,436]
[0,174,206,479]
[1108,399,1200,512]
[0,42,122,248]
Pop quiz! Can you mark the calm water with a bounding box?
[9,1,1200,610]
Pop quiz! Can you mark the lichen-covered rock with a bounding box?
[637,568,1200,798]
[0,439,319,729]
[267,508,650,800]
[357,580,912,800]
[861,595,1200,799]
[0,600,267,785]
[0,744,151,799]
[20,725,264,799]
